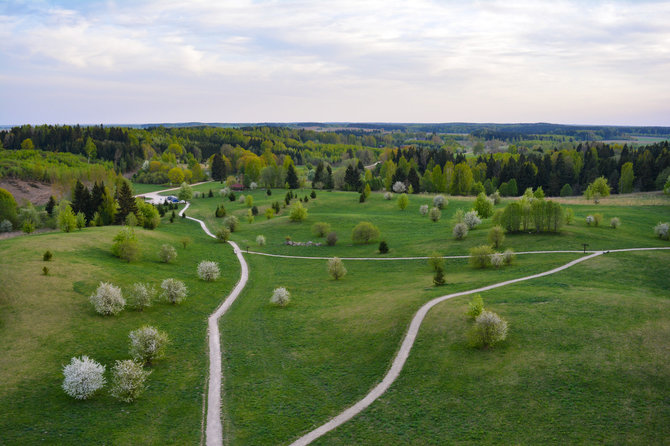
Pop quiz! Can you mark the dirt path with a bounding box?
[177,203,248,446]
[289,247,670,446]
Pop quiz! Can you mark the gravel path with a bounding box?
[177,203,249,446]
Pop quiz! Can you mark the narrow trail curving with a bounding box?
[178,202,248,446]
[289,246,670,446]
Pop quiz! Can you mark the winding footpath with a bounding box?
[148,189,670,446]
[177,203,249,446]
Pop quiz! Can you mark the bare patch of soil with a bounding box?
[0,179,58,205]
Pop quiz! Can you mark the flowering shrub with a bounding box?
[429,207,441,222]
[586,215,594,226]
[159,244,177,263]
[270,287,290,306]
[110,360,151,403]
[491,252,504,268]
[383,192,393,200]
[160,278,188,304]
[392,181,406,193]
[655,222,669,240]
[433,195,447,209]
[503,249,515,265]
[256,235,266,246]
[129,326,169,365]
[610,217,621,229]
[470,311,508,347]
[453,222,468,240]
[129,282,156,311]
[62,356,106,399]
[328,257,347,280]
[463,211,481,229]
[197,261,220,281]
[419,204,429,216]
[90,282,125,316]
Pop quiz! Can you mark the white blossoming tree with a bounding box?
[110,360,151,403]
[62,356,106,399]
[197,261,220,281]
[89,282,126,316]
[160,278,188,304]
[129,326,169,365]
[270,287,291,306]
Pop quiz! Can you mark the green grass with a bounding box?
[316,251,670,445]
[2,187,669,445]
[0,218,238,445]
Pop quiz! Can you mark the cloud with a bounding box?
[0,0,669,124]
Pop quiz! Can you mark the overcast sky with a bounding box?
[1,0,669,126]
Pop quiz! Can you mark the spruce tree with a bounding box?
[116,181,137,224]
[286,164,299,189]
[71,180,91,221]
[211,154,224,182]
[45,196,56,216]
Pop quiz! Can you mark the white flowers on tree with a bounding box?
[453,222,469,240]
[463,210,481,229]
[197,260,220,281]
[129,326,169,365]
[270,287,290,306]
[129,282,156,311]
[419,204,429,216]
[62,356,106,399]
[392,181,406,193]
[90,282,126,316]
[327,257,347,280]
[159,244,177,263]
[256,235,266,246]
[383,192,393,200]
[110,360,151,403]
[490,252,504,268]
[433,195,447,209]
[160,278,188,304]
[654,222,669,240]
[472,311,508,347]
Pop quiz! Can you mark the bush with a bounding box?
[490,190,501,204]
[75,212,86,230]
[419,204,429,216]
[453,222,468,240]
[327,257,347,280]
[129,326,169,365]
[503,249,515,265]
[428,252,445,272]
[326,231,338,246]
[654,222,669,240]
[43,250,53,261]
[265,208,275,219]
[197,261,220,281]
[433,268,446,286]
[270,287,290,306]
[470,311,508,348]
[565,208,574,225]
[62,356,106,400]
[112,227,140,262]
[469,245,493,269]
[453,208,465,223]
[464,211,481,229]
[384,192,393,200]
[586,215,594,226]
[223,215,239,232]
[216,227,231,242]
[58,205,77,233]
[433,195,447,209]
[289,201,308,222]
[160,278,188,304]
[250,182,258,190]
[473,193,494,218]
[256,235,266,246]
[215,205,226,218]
[352,221,381,244]
[245,195,254,207]
[159,244,177,263]
[560,183,573,197]
[429,207,441,222]
[42,266,49,275]
[180,237,192,249]
[129,283,156,311]
[312,222,331,237]
[90,282,126,316]
[610,217,621,229]
[466,295,484,319]
[310,190,316,199]
[110,360,151,403]
[593,213,603,226]
[392,181,406,193]
[378,240,389,254]
[488,225,505,249]
[397,193,409,210]
[491,252,504,268]
[0,219,12,232]
[246,209,254,223]
[238,194,245,203]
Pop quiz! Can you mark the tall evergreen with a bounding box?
[286,164,300,189]
[45,196,56,216]
[71,180,91,221]
[344,164,361,191]
[407,167,420,193]
[212,154,225,182]
[116,181,137,224]
[90,181,105,217]
[313,161,325,186]
[325,166,334,189]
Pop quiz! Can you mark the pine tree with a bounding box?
[325,166,334,189]
[313,161,325,186]
[71,180,91,221]
[407,167,420,193]
[286,164,299,189]
[116,181,137,224]
[211,154,224,182]
[45,196,56,216]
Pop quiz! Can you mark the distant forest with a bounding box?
[1,123,669,196]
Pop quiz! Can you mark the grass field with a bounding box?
[0,218,238,445]
[1,186,668,445]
